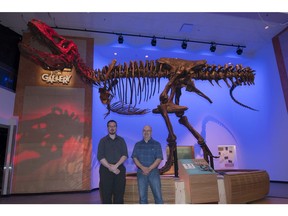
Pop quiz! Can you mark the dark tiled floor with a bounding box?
[0,182,287,204]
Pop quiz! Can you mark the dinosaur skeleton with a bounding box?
[19,19,257,175]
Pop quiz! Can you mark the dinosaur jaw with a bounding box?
[18,42,73,71]
[18,19,76,71]
[27,19,66,54]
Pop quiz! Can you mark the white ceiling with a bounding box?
[0,12,288,61]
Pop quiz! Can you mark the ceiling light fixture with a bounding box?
[236,46,243,55]
[210,42,216,52]
[181,40,188,49]
[118,34,124,44]
[151,36,157,46]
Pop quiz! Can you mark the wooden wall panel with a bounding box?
[12,33,94,193]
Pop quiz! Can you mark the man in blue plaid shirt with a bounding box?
[132,125,164,204]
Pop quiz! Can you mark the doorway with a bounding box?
[0,126,8,193]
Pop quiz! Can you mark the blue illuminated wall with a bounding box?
[237,43,288,180]
[91,39,288,188]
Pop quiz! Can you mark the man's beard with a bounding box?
[109,130,116,135]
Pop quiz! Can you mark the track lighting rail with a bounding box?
[53,26,246,50]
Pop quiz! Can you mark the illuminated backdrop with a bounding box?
[91,37,288,188]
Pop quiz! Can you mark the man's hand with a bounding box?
[109,164,120,175]
[111,169,120,174]
[141,166,151,175]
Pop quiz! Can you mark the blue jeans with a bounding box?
[137,169,164,204]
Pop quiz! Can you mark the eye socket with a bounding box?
[62,41,70,49]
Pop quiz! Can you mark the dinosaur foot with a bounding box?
[152,103,188,114]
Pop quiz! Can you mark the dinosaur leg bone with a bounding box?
[159,73,178,104]
[178,115,219,169]
[156,104,178,176]
[153,73,187,114]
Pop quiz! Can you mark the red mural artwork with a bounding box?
[12,86,91,192]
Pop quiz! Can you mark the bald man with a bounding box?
[132,125,164,204]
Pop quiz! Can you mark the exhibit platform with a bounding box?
[124,167,269,204]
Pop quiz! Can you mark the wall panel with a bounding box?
[12,33,93,193]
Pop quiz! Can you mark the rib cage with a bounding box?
[100,60,169,106]
[88,60,172,114]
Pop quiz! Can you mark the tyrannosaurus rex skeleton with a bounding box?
[19,19,257,175]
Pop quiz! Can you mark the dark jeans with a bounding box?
[137,168,163,204]
[99,164,126,204]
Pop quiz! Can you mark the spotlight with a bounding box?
[151,36,157,46]
[236,46,243,55]
[210,43,216,52]
[181,40,187,49]
[118,35,124,44]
